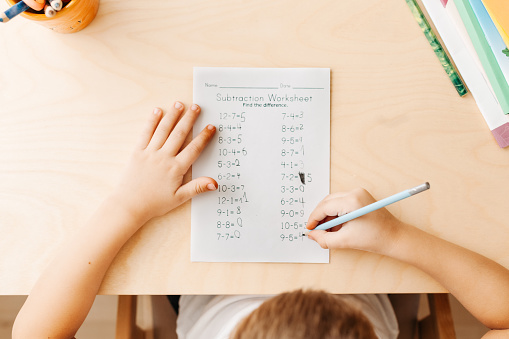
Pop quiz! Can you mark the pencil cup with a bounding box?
[5,0,99,33]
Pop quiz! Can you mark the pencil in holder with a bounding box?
[5,0,99,33]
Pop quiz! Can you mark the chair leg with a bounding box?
[150,296,178,339]
[116,295,145,339]
[418,294,456,339]
[388,294,420,339]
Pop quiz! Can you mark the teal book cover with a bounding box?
[470,0,509,86]
[454,0,509,114]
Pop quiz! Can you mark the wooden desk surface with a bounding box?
[1,0,508,295]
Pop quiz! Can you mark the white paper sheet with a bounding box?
[191,67,330,263]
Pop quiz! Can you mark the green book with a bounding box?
[454,0,509,114]
[406,0,468,96]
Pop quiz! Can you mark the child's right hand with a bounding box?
[306,188,405,256]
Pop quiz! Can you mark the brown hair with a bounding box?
[230,290,377,339]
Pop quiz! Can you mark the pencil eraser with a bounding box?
[24,0,45,11]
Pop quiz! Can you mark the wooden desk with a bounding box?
[1,0,508,295]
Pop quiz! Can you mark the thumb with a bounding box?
[176,177,217,203]
[307,230,332,249]
[308,229,346,250]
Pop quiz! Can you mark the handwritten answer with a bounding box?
[191,67,330,263]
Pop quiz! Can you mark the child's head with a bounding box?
[230,289,377,339]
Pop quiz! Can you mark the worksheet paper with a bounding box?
[191,67,330,263]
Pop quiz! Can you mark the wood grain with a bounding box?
[0,0,508,295]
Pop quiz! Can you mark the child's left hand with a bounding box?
[111,102,217,224]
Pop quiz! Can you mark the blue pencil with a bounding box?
[0,0,46,23]
[0,1,30,23]
[306,182,430,234]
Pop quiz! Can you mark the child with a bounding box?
[12,103,509,338]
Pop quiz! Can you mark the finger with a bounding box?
[307,230,332,249]
[175,177,217,204]
[176,124,216,166]
[321,191,350,202]
[307,230,345,250]
[318,216,337,226]
[329,224,343,232]
[148,102,185,150]
[306,189,372,230]
[137,108,163,149]
[306,196,349,230]
[163,104,201,154]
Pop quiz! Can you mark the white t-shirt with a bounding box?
[176,294,399,339]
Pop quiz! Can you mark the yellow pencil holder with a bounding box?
[5,0,99,33]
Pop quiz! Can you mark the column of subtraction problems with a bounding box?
[279,110,309,242]
[214,111,248,241]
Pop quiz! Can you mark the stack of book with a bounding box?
[407,0,509,148]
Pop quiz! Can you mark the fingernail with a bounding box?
[174,102,183,109]
[153,108,162,115]
[191,104,199,111]
[207,183,217,191]
[207,124,215,131]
